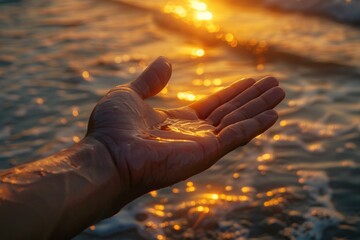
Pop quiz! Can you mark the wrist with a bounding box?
[48,136,128,238]
[80,136,129,216]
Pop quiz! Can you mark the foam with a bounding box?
[282,170,344,239]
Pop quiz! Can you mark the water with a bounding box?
[252,0,360,23]
[0,0,359,239]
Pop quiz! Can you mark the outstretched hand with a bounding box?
[86,57,285,200]
[0,56,285,239]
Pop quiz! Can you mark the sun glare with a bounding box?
[163,0,270,71]
[190,0,207,11]
[195,11,213,21]
[177,91,196,101]
[191,47,205,57]
[164,0,214,22]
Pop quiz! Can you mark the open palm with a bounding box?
[86,57,285,199]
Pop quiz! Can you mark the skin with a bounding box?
[0,56,285,239]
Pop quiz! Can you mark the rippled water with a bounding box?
[0,0,359,239]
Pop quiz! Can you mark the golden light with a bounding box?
[206,22,220,33]
[258,165,268,171]
[308,143,323,152]
[288,100,296,107]
[192,48,205,57]
[211,193,219,200]
[145,221,158,229]
[239,195,249,201]
[163,4,174,13]
[190,0,207,11]
[196,206,210,213]
[128,67,136,74]
[174,6,187,18]
[256,63,265,71]
[114,56,121,63]
[173,224,181,231]
[232,172,240,179]
[225,33,234,42]
[273,134,280,141]
[147,205,166,217]
[195,11,213,21]
[257,153,272,162]
[160,222,169,228]
[229,40,238,48]
[163,0,217,39]
[280,120,288,127]
[203,79,212,86]
[196,66,205,75]
[213,78,222,86]
[155,204,165,210]
[153,210,165,217]
[241,186,252,193]
[177,91,197,101]
[82,71,91,81]
[196,206,204,211]
[225,185,233,191]
[122,54,130,62]
[263,197,285,207]
[225,195,233,201]
[157,234,165,240]
[72,136,80,143]
[192,79,203,86]
[172,188,180,194]
[72,107,79,117]
[34,97,45,105]
[161,87,168,94]
[149,190,158,197]
[266,191,274,197]
[185,181,196,192]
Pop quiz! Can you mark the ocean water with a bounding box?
[254,0,360,23]
[0,0,359,239]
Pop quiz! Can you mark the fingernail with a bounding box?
[272,87,286,100]
[146,56,172,81]
[265,110,277,117]
[152,56,171,68]
[154,56,170,66]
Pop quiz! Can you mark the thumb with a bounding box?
[129,56,172,99]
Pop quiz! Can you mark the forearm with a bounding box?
[0,137,124,239]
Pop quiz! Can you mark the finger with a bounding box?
[189,78,256,119]
[129,56,172,99]
[206,76,279,125]
[216,87,285,132]
[217,110,278,153]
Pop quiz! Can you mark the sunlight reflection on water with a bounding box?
[0,0,359,239]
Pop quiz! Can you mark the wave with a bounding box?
[109,0,360,73]
[257,0,360,23]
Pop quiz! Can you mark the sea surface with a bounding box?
[0,0,359,239]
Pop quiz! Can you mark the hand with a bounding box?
[86,57,285,200]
